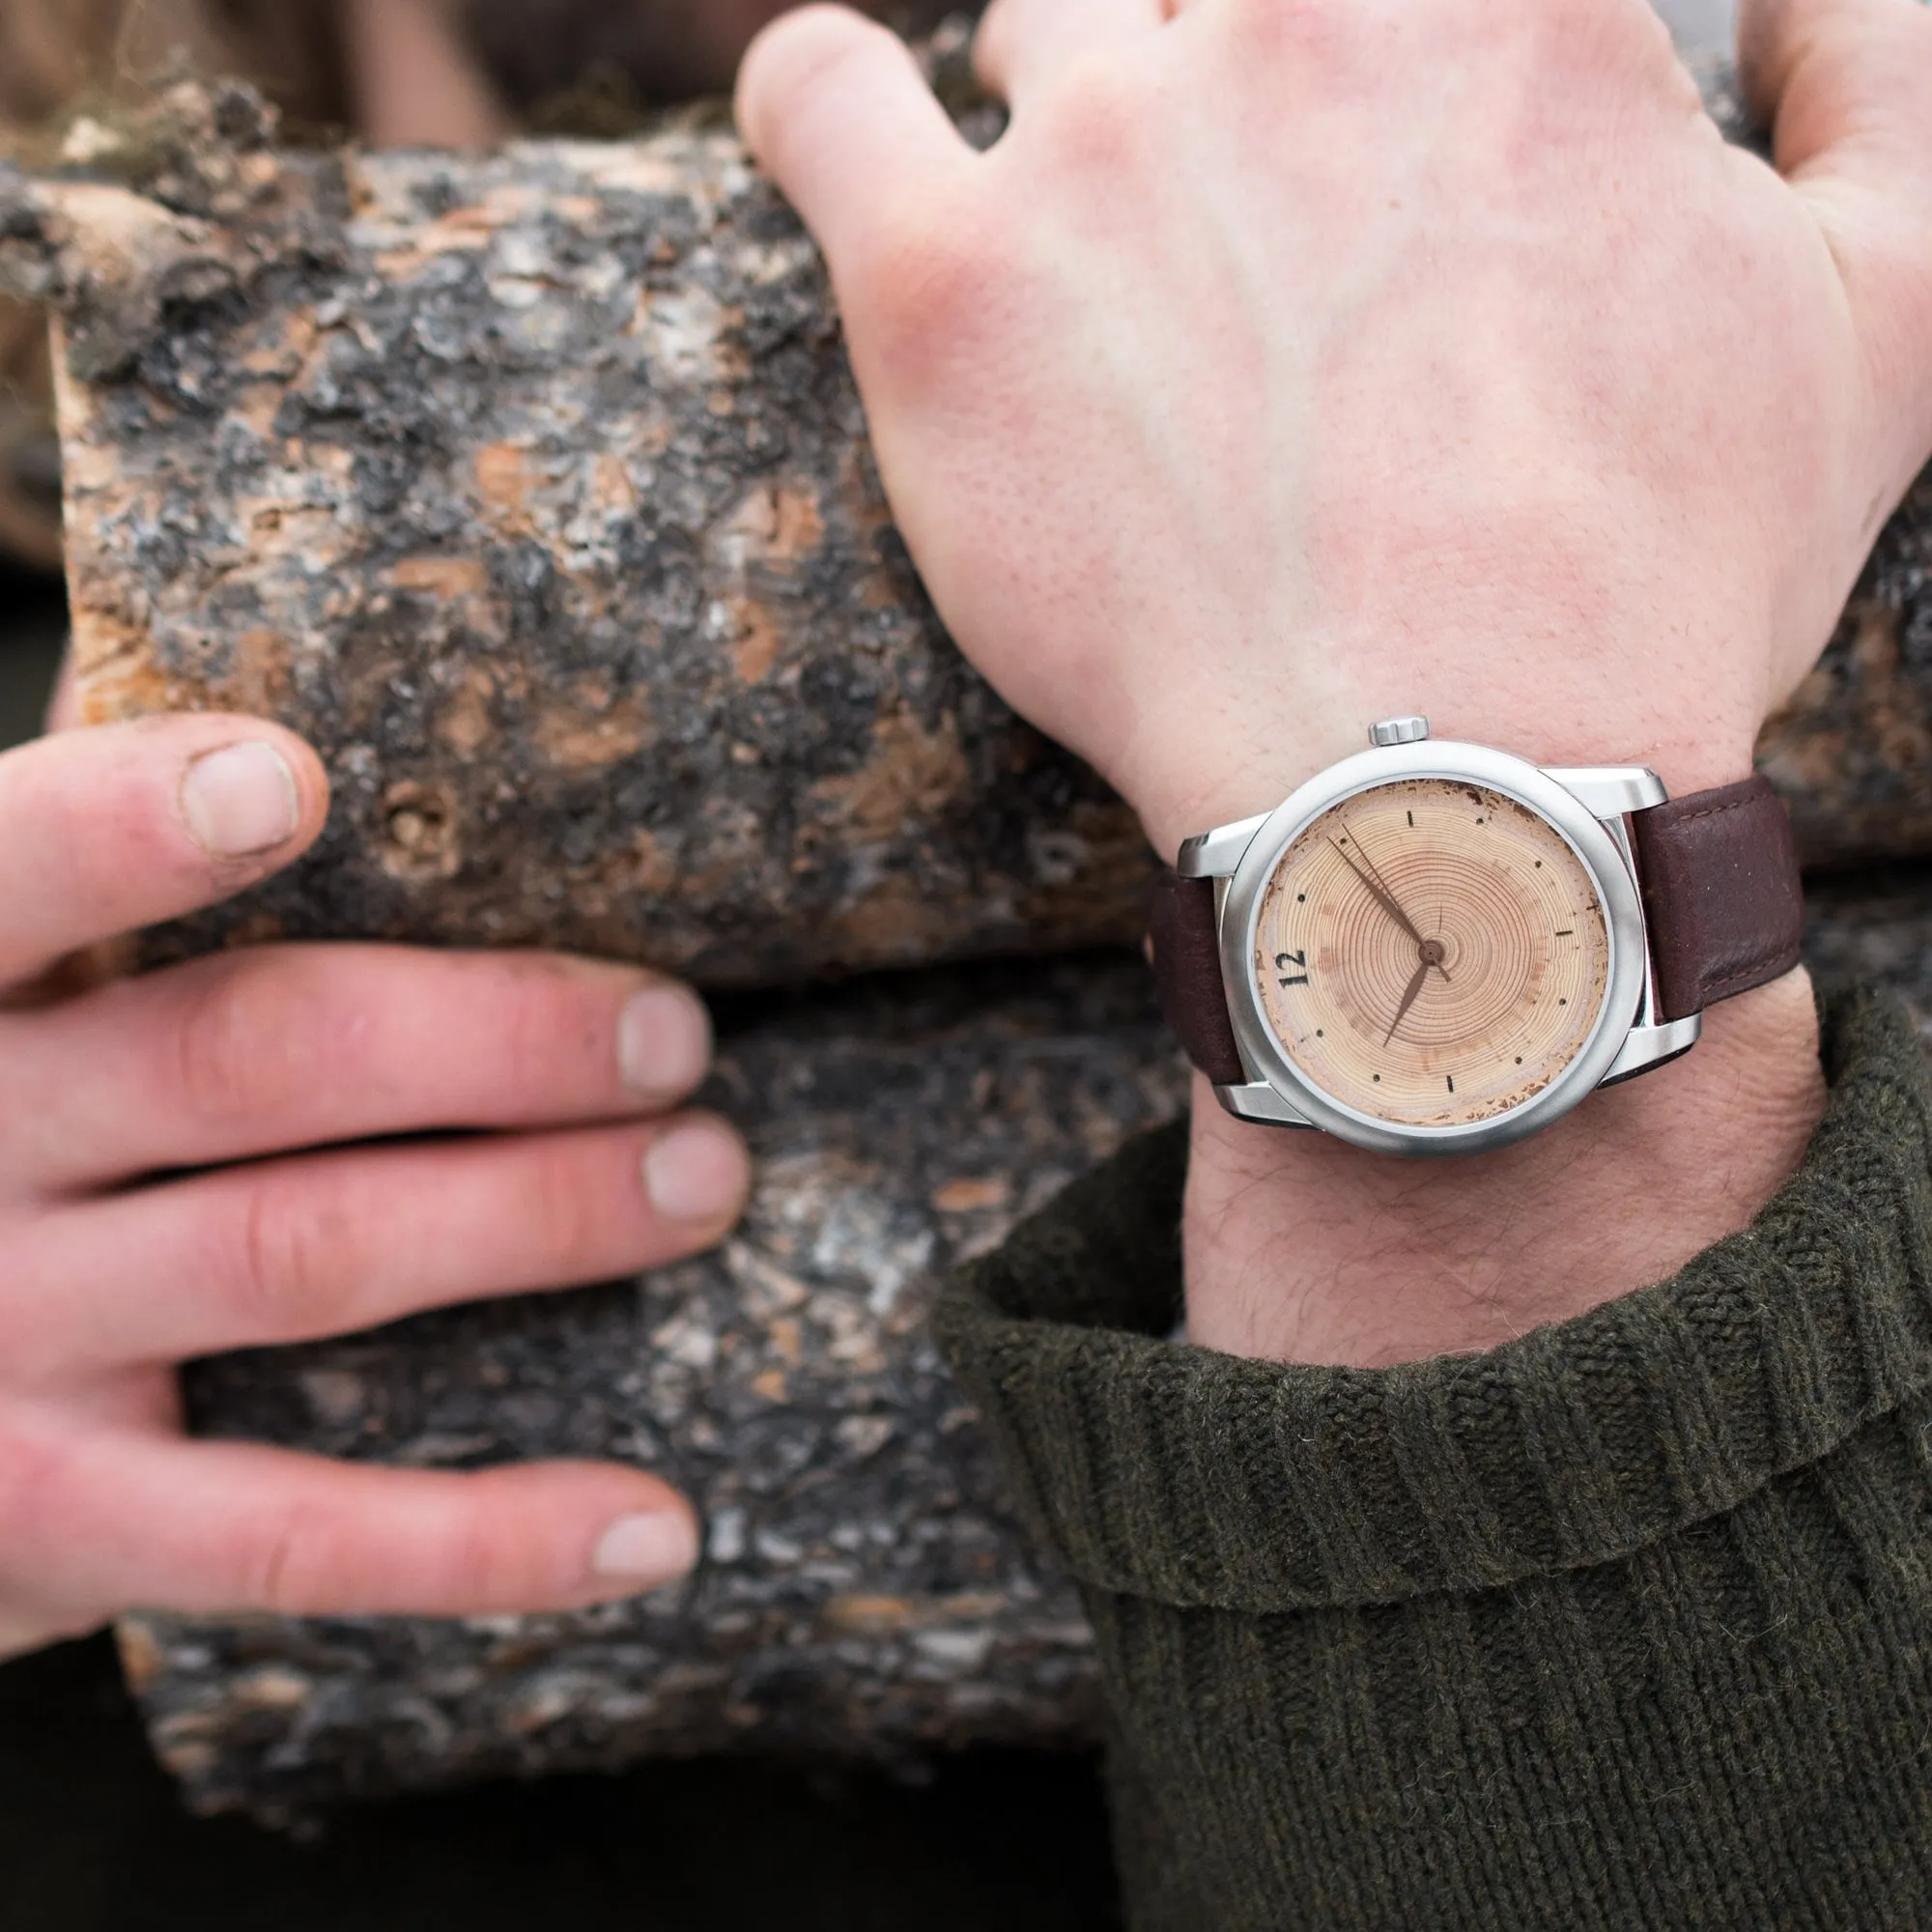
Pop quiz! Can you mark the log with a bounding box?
[125,952,1187,1819]
[1,80,1929,994]
[117,882,1932,1819]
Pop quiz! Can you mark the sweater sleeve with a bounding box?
[934,987,1932,1932]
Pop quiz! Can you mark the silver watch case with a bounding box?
[1177,739,1700,1156]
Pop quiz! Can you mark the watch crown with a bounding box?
[1369,715,1431,748]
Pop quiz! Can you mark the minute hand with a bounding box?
[1329,838,1425,947]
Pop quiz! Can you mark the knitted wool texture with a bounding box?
[938,988,1932,1930]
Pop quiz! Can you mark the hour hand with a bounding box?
[1384,955,1431,1045]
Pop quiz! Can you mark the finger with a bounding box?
[974,0,1165,106]
[1739,0,1932,175]
[43,642,77,734]
[16,1115,750,1373]
[0,713,329,988]
[7,945,716,1192]
[736,6,972,281]
[0,1421,703,1618]
[1739,0,1932,481]
[343,0,511,150]
[0,1600,106,1665]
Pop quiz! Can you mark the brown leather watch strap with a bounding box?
[1149,868,1246,1085]
[1631,772,1804,1023]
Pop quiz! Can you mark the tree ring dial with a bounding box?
[1252,777,1611,1128]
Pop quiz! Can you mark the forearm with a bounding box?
[939,989,1932,1930]
[1184,970,1827,1366]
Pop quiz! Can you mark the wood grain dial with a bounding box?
[1253,779,1611,1127]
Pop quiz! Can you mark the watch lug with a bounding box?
[1543,766,1677,1036]
[1599,1013,1701,1087]
[1213,1081,1317,1129]
[1176,812,1271,880]
[1542,766,1668,817]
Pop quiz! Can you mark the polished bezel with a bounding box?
[1215,740,1649,1156]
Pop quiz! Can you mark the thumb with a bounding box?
[0,712,329,988]
[1739,0,1932,489]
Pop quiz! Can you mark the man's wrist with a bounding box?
[1181,970,1826,1368]
[1136,683,1764,867]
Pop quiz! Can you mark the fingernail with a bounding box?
[642,1118,747,1223]
[591,1509,698,1584]
[181,742,299,857]
[617,983,712,1096]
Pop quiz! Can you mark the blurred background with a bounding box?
[0,1,1741,1926]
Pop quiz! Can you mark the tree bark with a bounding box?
[1,83,1928,992]
[126,952,1185,1819]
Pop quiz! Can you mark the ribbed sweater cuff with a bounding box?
[934,988,1932,1615]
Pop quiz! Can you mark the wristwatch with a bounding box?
[1149,717,1804,1156]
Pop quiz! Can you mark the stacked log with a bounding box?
[3,74,1930,1817]
[131,955,1182,1818]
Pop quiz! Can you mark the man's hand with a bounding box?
[739,0,1932,1364]
[0,709,748,1658]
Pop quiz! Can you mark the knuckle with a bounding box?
[242,1501,341,1614]
[225,1174,352,1339]
[494,960,597,1103]
[853,190,999,380]
[166,959,300,1126]
[0,1425,73,1552]
[515,1138,608,1278]
[0,1236,58,1382]
[1222,0,1357,67]
[1038,52,1150,176]
[427,1514,507,1609]
[243,1492,510,1616]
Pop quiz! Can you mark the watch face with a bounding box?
[1253,778,1611,1129]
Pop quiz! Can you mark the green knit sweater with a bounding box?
[936,988,1932,1930]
